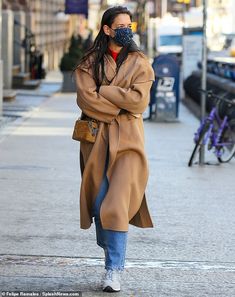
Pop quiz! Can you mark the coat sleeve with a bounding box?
[75,68,121,123]
[99,60,155,114]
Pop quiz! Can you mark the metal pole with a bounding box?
[0,0,1,59]
[0,0,3,116]
[161,0,167,17]
[199,0,207,165]
[0,0,1,58]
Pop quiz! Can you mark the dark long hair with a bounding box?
[76,6,140,88]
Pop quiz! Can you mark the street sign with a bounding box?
[65,0,88,17]
[182,27,203,80]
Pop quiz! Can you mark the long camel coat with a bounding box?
[75,51,155,232]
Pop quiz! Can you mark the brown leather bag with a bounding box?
[72,117,99,143]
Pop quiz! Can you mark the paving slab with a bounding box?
[0,93,234,296]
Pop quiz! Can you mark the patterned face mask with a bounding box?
[111,27,133,47]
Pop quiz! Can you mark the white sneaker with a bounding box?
[102,269,121,292]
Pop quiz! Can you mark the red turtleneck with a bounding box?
[108,48,119,62]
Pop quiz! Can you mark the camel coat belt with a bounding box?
[75,51,155,231]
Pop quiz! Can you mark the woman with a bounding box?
[75,6,154,293]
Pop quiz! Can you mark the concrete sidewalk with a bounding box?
[0,92,234,296]
[0,70,62,131]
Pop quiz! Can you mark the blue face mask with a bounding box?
[111,27,133,47]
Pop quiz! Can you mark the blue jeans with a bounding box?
[92,153,128,271]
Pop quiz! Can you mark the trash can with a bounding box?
[150,54,180,121]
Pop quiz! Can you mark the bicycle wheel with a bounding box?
[188,123,210,167]
[217,119,235,163]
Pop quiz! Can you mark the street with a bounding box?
[0,89,234,296]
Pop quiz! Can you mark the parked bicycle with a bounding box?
[188,89,235,166]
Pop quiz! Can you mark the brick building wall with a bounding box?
[29,0,71,70]
[2,0,72,71]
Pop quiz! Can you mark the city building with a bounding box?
[2,0,72,72]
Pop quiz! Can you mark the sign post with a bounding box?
[0,0,3,116]
[199,0,207,165]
